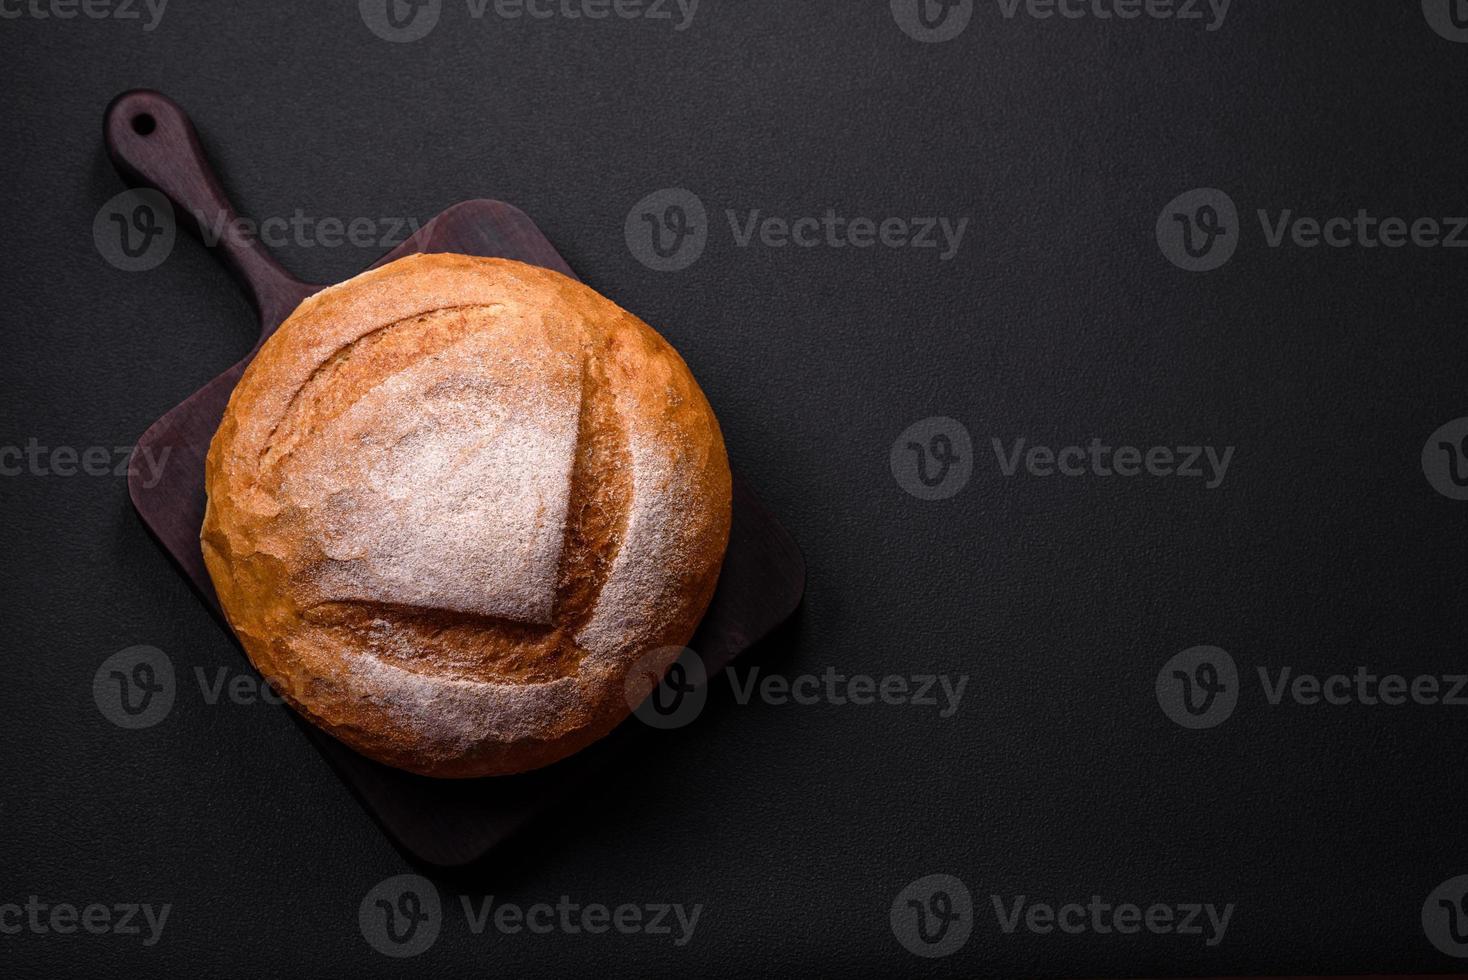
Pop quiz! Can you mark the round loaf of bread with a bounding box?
[201,254,731,778]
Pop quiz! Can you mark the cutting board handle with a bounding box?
[104,89,314,334]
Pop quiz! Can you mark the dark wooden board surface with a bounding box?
[106,89,805,867]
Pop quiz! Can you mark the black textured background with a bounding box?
[2,1,1467,977]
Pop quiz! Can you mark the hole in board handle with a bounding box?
[131,113,156,136]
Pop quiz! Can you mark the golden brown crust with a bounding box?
[201,254,731,777]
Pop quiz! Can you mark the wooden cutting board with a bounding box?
[105,89,805,867]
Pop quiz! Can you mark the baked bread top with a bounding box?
[201,253,731,777]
